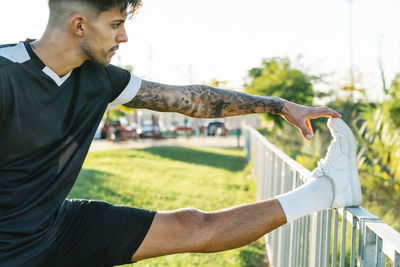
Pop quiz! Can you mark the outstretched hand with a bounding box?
[279,100,341,140]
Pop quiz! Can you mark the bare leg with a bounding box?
[132,199,286,261]
[131,118,363,262]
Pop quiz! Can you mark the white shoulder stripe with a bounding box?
[0,42,30,63]
[107,73,142,110]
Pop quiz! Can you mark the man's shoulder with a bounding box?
[0,42,29,70]
[79,61,128,83]
[0,57,12,70]
[81,61,125,73]
[0,43,18,49]
[80,60,108,75]
[76,61,115,91]
[0,43,16,69]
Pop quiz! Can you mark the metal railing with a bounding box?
[243,125,400,267]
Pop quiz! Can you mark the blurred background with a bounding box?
[2,0,400,230]
[2,0,399,98]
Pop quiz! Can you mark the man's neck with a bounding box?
[31,31,87,77]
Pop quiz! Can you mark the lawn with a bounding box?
[68,146,267,266]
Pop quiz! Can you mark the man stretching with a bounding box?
[0,0,361,266]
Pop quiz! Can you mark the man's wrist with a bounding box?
[265,97,287,115]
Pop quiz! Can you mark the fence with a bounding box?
[243,125,400,267]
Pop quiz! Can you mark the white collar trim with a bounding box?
[42,66,72,87]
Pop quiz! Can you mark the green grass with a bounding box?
[68,146,267,266]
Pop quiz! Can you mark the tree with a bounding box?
[244,57,316,128]
[357,74,400,180]
[355,74,400,229]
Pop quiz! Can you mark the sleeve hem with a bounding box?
[107,73,142,111]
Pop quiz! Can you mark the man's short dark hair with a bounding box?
[48,0,142,26]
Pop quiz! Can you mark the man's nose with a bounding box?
[117,28,128,43]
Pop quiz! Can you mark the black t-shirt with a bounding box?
[0,40,142,261]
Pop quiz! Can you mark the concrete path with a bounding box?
[89,136,243,152]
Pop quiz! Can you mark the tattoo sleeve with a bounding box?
[124,80,285,118]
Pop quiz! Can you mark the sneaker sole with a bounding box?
[328,118,362,206]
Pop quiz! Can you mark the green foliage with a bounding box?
[257,117,332,172]
[105,105,135,122]
[68,146,267,266]
[245,57,316,128]
[238,240,268,267]
[206,78,229,89]
[256,71,400,231]
[352,76,400,230]
[356,76,400,182]
[106,109,125,121]
[328,99,366,127]
[296,130,324,170]
[386,74,400,127]
[257,123,304,159]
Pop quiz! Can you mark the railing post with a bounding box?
[304,215,310,266]
[375,236,384,266]
[340,208,347,267]
[245,127,251,162]
[393,251,400,267]
[362,225,377,267]
[350,216,358,267]
[258,146,265,200]
[332,209,339,267]
[320,210,328,266]
[309,211,322,267]
[324,209,332,267]
[277,163,290,267]
[357,214,380,267]
[288,170,296,267]
[243,125,400,267]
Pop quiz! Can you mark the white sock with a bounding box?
[276,176,334,223]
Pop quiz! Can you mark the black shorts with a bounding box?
[23,199,156,267]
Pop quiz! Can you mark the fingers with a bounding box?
[308,107,341,119]
[281,102,341,140]
[305,119,313,135]
[299,120,313,140]
[301,107,339,140]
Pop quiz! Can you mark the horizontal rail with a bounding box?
[243,124,400,267]
[244,123,313,182]
[365,221,400,264]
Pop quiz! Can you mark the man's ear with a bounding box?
[70,16,86,37]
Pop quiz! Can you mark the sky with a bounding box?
[2,0,399,101]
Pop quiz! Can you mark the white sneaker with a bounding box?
[311,118,362,208]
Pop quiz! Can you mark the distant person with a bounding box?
[0,0,362,265]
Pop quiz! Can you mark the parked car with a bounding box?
[100,118,138,142]
[137,120,163,139]
[205,121,226,136]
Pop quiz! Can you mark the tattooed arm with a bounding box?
[124,80,341,139]
[125,80,285,118]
